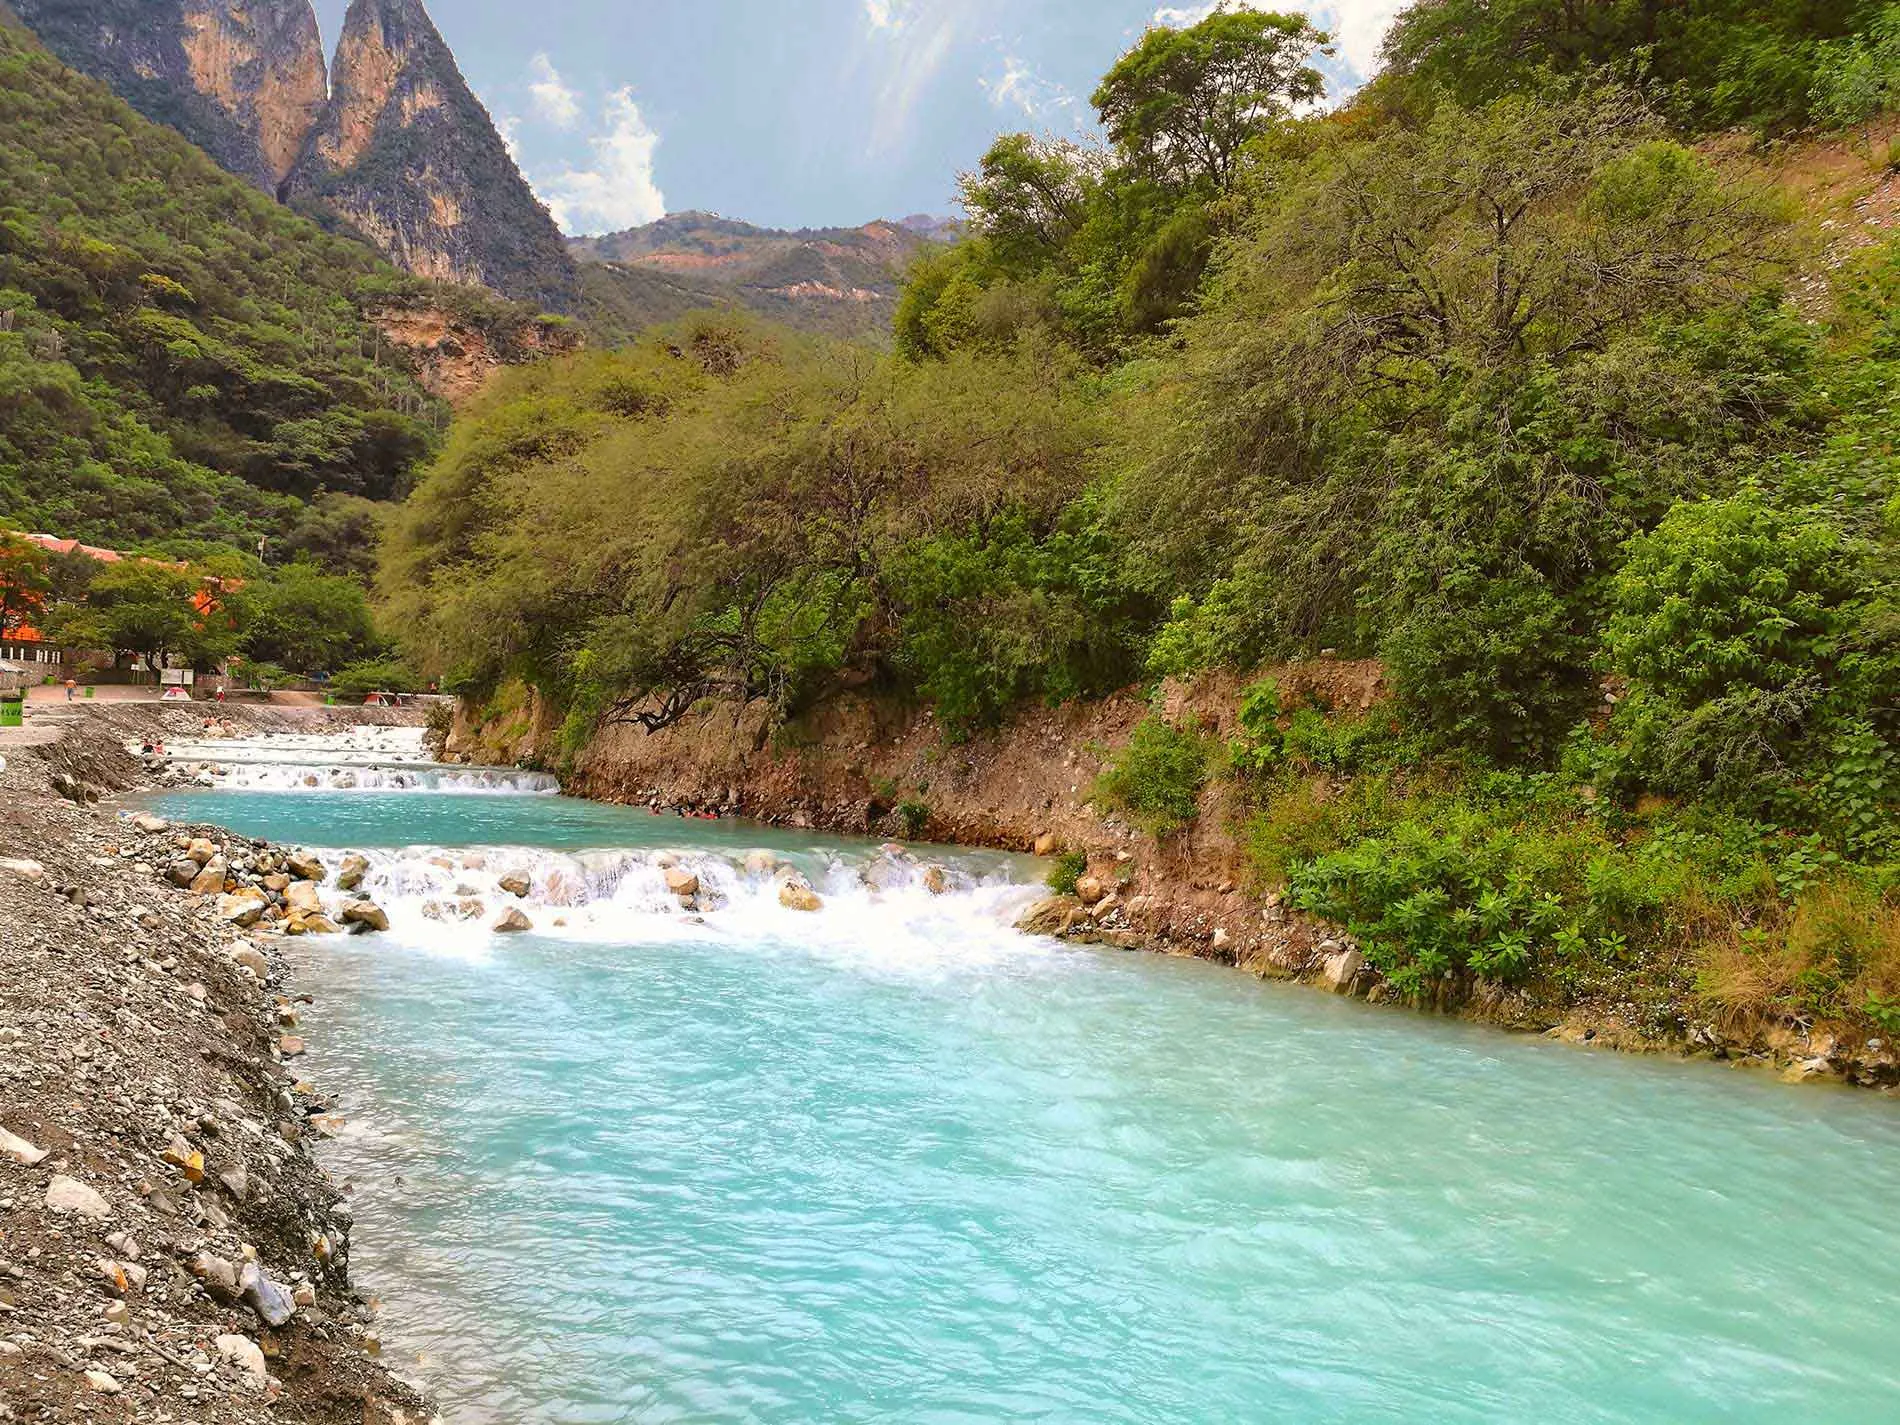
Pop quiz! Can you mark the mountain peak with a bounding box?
[289,0,576,309]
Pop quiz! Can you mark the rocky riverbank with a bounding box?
[0,706,433,1423]
[448,673,1900,1093]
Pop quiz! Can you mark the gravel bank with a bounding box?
[0,706,433,1424]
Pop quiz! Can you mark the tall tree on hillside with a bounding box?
[1092,8,1331,192]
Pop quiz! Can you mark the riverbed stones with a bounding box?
[340,899,390,932]
[230,943,270,978]
[0,1126,48,1165]
[131,813,170,834]
[217,891,267,927]
[190,857,229,896]
[336,853,371,891]
[922,865,950,895]
[499,870,532,898]
[45,1175,111,1219]
[745,849,784,877]
[284,880,322,915]
[664,867,700,899]
[492,906,533,934]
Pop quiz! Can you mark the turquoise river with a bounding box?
[151,760,1900,1424]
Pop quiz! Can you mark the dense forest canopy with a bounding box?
[385,1,1896,1029]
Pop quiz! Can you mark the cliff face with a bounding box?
[10,0,326,192]
[288,0,577,310]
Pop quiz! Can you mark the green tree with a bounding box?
[241,564,379,674]
[1091,8,1330,192]
[49,560,241,677]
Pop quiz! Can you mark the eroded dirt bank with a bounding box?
[0,704,433,1423]
[450,669,1896,1093]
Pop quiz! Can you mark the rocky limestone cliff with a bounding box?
[371,301,583,405]
[10,0,326,192]
[289,0,577,311]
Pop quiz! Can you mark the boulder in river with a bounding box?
[778,878,823,913]
[492,906,533,934]
[498,870,532,898]
[664,867,700,900]
[336,854,370,892]
[340,900,390,933]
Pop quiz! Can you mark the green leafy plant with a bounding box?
[1095,713,1214,836]
[1047,849,1089,896]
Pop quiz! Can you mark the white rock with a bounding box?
[0,858,45,882]
[0,1127,48,1166]
[84,1369,122,1394]
[215,1333,268,1382]
[229,944,270,979]
[45,1175,112,1220]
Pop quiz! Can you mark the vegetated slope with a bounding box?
[0,22,443,551]
[288,0,576,311]
[571,212,953,341]
[389,4,1900,1051]
[8,0,327,194]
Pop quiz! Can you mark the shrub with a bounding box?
[1047,849,1089,895]
[1698,876,1900,1033]
[897,799,931,840]
[1095,713,1214,836]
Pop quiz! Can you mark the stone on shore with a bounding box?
[239,1261,297,1328]
[131,813,170,834]
[336,853,371,891]
[216,892,265,928]
[229,944,270,978]
[0,1127,48,1166]
[1322,947,1366,995]
[492,906,533,934]
[216,1333,268,1382]
[1,857,46,882]
[189,857,228,896]
[161,1134,205,1182]
[45,1175,111,1220]
[284,880,322,914]
[1074,875,1106,906]
[1032,833,1058,857]
[188,1251,240,1302]
[287,851,326,882]
[1016,896,1077,937]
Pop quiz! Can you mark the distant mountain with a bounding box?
[9,0,577,312]
[10,0,327,193]
[572,212,959,340]
[290,0,575,311]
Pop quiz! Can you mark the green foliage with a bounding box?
[240,564,380,675]
[1091,9,1330,191]
[329,658,421,699]
[1378,0,1891,135]
[1095,713,1215,836]
[1047,849,1089,896]
[47,558,239,674]
[896,799,931,840]
[0,26,450,551]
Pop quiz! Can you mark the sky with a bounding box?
[308,1,1408,236]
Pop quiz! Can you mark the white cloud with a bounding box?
[527,52,583,128]
[536,87,667,235]
[863,0,916,30]
[979,54,1080,125]
[1151,1,1407,82]
[864,3,960,154]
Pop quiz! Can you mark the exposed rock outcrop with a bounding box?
[289,0,576,309]
[11,0,327,192]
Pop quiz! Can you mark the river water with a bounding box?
[150,741,1900,1423]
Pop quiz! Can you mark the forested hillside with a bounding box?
[392,3,1899,1036]
[0,21,445,555]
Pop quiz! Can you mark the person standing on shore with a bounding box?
[64,678,75,702]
